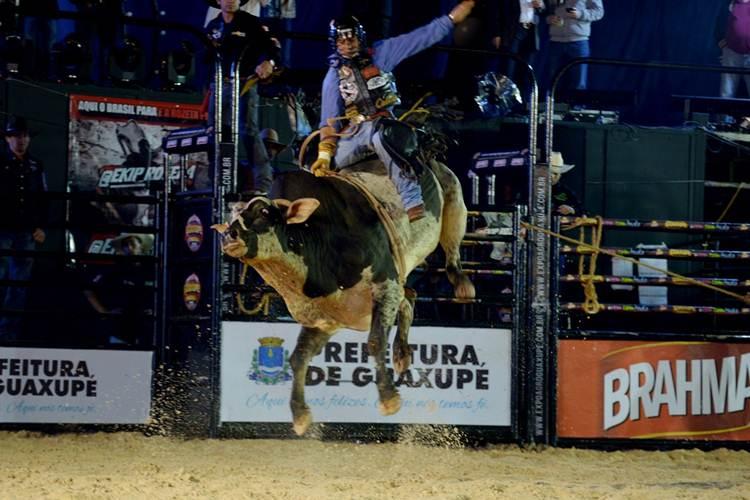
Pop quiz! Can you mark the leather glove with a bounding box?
[311,141,336,177]
[311,152,331,177]
[449,0,475,24]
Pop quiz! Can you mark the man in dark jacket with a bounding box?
[0,116,47,340]
[205,0,281,194]
[491,0,544,83]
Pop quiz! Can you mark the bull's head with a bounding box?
[211,196,321,259]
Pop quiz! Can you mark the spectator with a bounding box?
[550,151,583,216]
[83,233,154,345]
[0,116,47,341]
[205,0,281,195]
[491,0,544,84]
[718,0,750,98]
[259,127,286,160]
[204,0,257,27]
[545,0,604,91]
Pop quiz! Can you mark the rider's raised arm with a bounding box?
[372,0,475,72]
[372,16,453,73]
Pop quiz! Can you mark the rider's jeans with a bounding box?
[334,120,424,211]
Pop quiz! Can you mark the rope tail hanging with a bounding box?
[578,216,604,314]
[235,263,272,316]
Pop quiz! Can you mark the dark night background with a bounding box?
[37,1,735,124]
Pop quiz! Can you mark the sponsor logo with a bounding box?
[248,337,291,385]
[558,341,750,440]
[98,165,182,189]
[183,273,201,311]
[184,214,204,252]
[604,352,750,431]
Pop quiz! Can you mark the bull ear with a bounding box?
[273,198,292,210]
[211,223,229,233]
[279,198,320,224]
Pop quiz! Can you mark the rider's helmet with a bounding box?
[328,15,367,52]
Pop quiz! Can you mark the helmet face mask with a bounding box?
[329,16,366,55]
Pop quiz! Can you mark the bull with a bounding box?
[214,159,474,435]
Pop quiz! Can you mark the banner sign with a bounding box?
[0,348,153,424]
[220,322,512,426]
[67,94,206,226]
[557,339,750,440]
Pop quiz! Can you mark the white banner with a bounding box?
[220,322,512,426]
[0,348,153,424]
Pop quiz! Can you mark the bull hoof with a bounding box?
[378,393,402,416]
[292,411,313,436]
[454,275,476,300]
[393,350,411,376]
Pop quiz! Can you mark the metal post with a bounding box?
[525,79,552,445]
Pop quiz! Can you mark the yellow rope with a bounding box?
[717,182,746,222]
[297,115,360,167]
[235,263,272,316]
[299,91,433,166]
[522,220,750,307]
[398,92,432,123]
[577,216,604,314]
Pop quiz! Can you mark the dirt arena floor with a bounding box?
[1,430,749,499]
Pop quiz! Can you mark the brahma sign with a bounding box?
[557,340,750,440]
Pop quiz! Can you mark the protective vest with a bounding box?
[337,54,400,121]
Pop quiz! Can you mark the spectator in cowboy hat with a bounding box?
[0,115,47,340]
[550,151,583,216]
[259,127,286,159]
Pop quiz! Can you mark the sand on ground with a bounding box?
[0,430,749,500]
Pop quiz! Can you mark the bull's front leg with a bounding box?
[393,287,416,376]
[289,326,332,436]
[369,280,403,416]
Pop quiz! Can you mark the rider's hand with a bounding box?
[449,1,475,25]
[32,228,46,244]
[311,152,331,177]
[255,60,274,80]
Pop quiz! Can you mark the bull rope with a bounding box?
[327,172,408,285]
[295,99,435,286]
[521,220,750,308]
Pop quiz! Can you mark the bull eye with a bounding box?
[261,208,270,217]
[229,229,239,239]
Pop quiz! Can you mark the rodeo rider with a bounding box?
[310,1,476,223]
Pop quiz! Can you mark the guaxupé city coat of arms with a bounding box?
[249,337,291,384]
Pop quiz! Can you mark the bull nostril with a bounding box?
[229,229,239,239]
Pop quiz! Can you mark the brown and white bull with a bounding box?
[214,159,474,435]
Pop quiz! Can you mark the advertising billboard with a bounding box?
[0,348,153,424]
[221,322,512,427]
[558,339,750,440]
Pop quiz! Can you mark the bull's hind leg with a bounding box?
[431,160,476,299]
[370,280,403,416]
[393,287,416,376]
[289,326,332,436]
